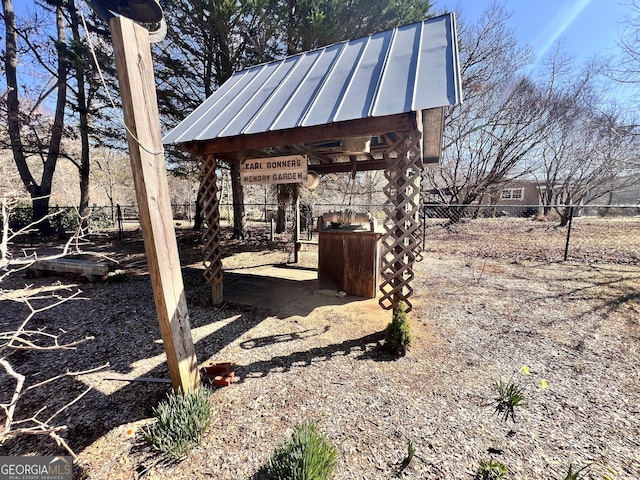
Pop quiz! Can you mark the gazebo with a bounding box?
[163,13,462,311]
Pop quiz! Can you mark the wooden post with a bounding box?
[293,184,300,263]
[110,16,199,392]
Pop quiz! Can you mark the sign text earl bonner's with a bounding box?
[240,154,307,185]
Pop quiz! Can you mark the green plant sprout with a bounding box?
[493,377,525,422]
[398,439,416,474]
[475,459,508,480]
[560,463,590,480]
[406,439,415,465]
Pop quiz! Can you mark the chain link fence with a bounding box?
[218,202,639,265]
[418,204,640,265]
[4,202,639,265]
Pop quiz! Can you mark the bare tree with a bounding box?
[91,148,134,222]
[611,0,640,88]
[1,0,69,234]
[533,44,640,225]
[540,104,640,225]
[1,185,107,458]
[424,3,546,214]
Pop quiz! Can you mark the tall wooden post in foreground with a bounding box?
[110,16,199,392]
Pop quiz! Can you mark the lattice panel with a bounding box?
[199,155,223,289]
[379,131,424,312]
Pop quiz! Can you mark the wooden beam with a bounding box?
[310,159,388,174]
[110,16,199,392]
[422,107,445,164]
[179,112,418,155]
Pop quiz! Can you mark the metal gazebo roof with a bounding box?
[163,13,461,148]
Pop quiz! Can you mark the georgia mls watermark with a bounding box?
[0,456,72,480]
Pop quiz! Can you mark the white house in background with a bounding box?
[424,177,638,217]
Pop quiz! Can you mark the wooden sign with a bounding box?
[240,154,307,185]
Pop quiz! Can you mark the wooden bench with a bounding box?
[26,258,110,283]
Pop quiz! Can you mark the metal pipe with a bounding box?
[321,209,370,225]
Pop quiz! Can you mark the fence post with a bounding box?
[563,205,574,261]
[421,204,426,249]
[116,204,123,240]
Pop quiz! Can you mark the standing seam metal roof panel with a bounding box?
[163,13,462,145]
[412,17,455,110]
[196,64,280,140]
[163,73,244,143]
[270,44,343,131]
[371,24,420,117]
[243,51,323,135]
[179,70,261,142]
[300,37,367,127]
[333,32,392,122]
[218,60,295,137]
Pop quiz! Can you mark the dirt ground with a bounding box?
[1,218,639,479]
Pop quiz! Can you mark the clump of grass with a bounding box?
[493,377,525,422]
[560,463,590,480]
[385,301,412,356]
[143,387,213,460]
[268,421,337,480]
[475,459,508,480]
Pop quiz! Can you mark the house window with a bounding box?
[501,188,523,200]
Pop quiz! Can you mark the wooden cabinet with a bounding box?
[318,230,381,298]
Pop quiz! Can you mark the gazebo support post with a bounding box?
[199,154,224,304]
[379,129,424,312]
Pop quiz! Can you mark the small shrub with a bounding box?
[544,210,561,222]
[7,202,33,231]
[475,459,508,480]
[493,377,525,422]
[88,210,113,230]
[143,386,212,460]
[268,421,337,480]
[385,302,412,355]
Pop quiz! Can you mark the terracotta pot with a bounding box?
[203,362,233,376]
[213,372,234,387]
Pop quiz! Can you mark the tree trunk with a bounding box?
[2,0,68,235]
[556,206,570,227]
[36,4,68,235]
[69,0,91,229]
[2,0,35,196]
[193,187,203,231]
[213,29,246,240]
[276,184,290,234]
[230,161,245,239]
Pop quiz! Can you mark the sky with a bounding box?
[11,0,633,71]
[434,0,633,71]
